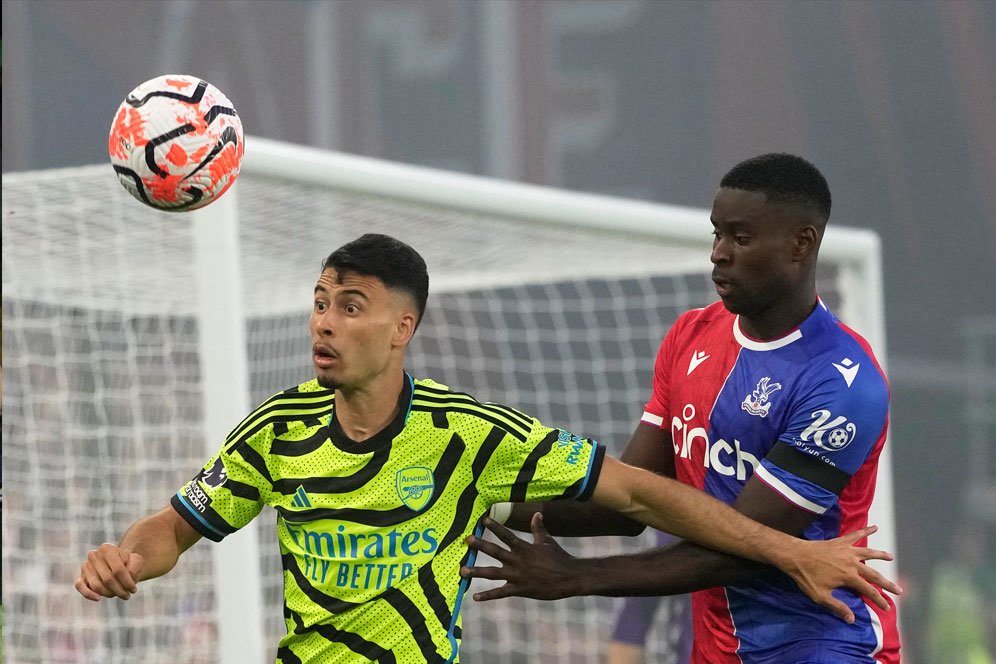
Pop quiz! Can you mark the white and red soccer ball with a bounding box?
[109,74,244,211]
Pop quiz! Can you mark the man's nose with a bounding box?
[315,312,335,335]
[711,238,731,265]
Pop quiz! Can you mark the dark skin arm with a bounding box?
[466,423,875,601]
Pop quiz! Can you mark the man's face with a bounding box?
[709,188,801,320]
[310,268,413,390]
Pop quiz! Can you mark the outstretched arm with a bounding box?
[469,476,821,599]
[468,455,900,622]
[75,505,201,601]
[593,456,896,619]
[502,424,670,537]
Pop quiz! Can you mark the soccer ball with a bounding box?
[108,74,244,211]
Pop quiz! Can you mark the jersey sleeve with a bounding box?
[754,364,889,515]
[641,313,690,428]
[477,418,606,507]
[171,430,272,542]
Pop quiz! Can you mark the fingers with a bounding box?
[74,575,103,601]
[823,595,856,624]
[466,534,512,562]
[460,564,507,582]
[848,576,891,612]
[838,525,878,545]
[87,549,130,599]
[472,584,516,603]
[111,546,140,594]
[126,552,145,581]
[77,544,139,601]
[529,512,550,541]
[485,517,528,549]
[853,546,894,563]
[859,564,903,596]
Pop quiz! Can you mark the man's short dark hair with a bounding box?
[720,153,832,221]
[322,234,429,327]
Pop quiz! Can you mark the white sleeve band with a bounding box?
[488,502,513,524]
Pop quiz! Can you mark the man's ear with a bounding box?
[394,311,417,347]
[793,225,819,262]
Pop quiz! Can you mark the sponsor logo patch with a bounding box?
[184,481,212,514]
[801,409,857,451]
[201,457,228,488]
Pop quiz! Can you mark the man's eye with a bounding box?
[344,303,359,314]
[314,301,327,311]
[734,235,751,246]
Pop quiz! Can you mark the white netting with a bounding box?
[3,156,851,664]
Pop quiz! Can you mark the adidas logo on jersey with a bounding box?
[291,485,313,508]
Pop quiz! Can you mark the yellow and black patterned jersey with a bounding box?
[172,373,604,663]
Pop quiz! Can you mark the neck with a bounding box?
[334,370,405,443]
[739,286,818,340]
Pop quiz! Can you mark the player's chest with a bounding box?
[268,419,459,512]
[669,344,799,479]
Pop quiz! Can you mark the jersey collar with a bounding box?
[732,297,830,351]
[328,372,414,454]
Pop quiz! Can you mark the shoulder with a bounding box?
[785,322,889,438]
[410,378,535,442]
[655,302,732,363]
[665,302,732,345]
[802,313,888,397]
[225,379,335,449]
[674,301,729,331]
[254,379,336,414]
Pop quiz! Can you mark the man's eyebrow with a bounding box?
[313,284,370,299]
[338,288,369,300]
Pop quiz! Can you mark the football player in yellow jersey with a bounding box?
[76,234,899,663]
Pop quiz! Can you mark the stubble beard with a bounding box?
[315,373,340,390]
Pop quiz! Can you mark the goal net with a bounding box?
[1,138,894,664]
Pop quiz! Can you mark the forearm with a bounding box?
[505,501,645,537]
[596,461,800,570]
[119,507,196,581]
[570,540,769,597]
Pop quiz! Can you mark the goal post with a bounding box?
[2,137,895,663]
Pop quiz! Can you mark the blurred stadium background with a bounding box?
[3,1,995,663]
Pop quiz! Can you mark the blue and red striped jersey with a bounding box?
[642,299,900,664]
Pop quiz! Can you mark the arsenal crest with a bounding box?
[396,466,435,512]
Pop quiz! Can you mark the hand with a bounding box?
[460,513,578,602]
[75,543,145,601]
[782,525,902,623]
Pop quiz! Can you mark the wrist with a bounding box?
[766,536,805,576]
[569,556,608,596]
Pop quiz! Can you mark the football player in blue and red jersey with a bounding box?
[463,153,901,663]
